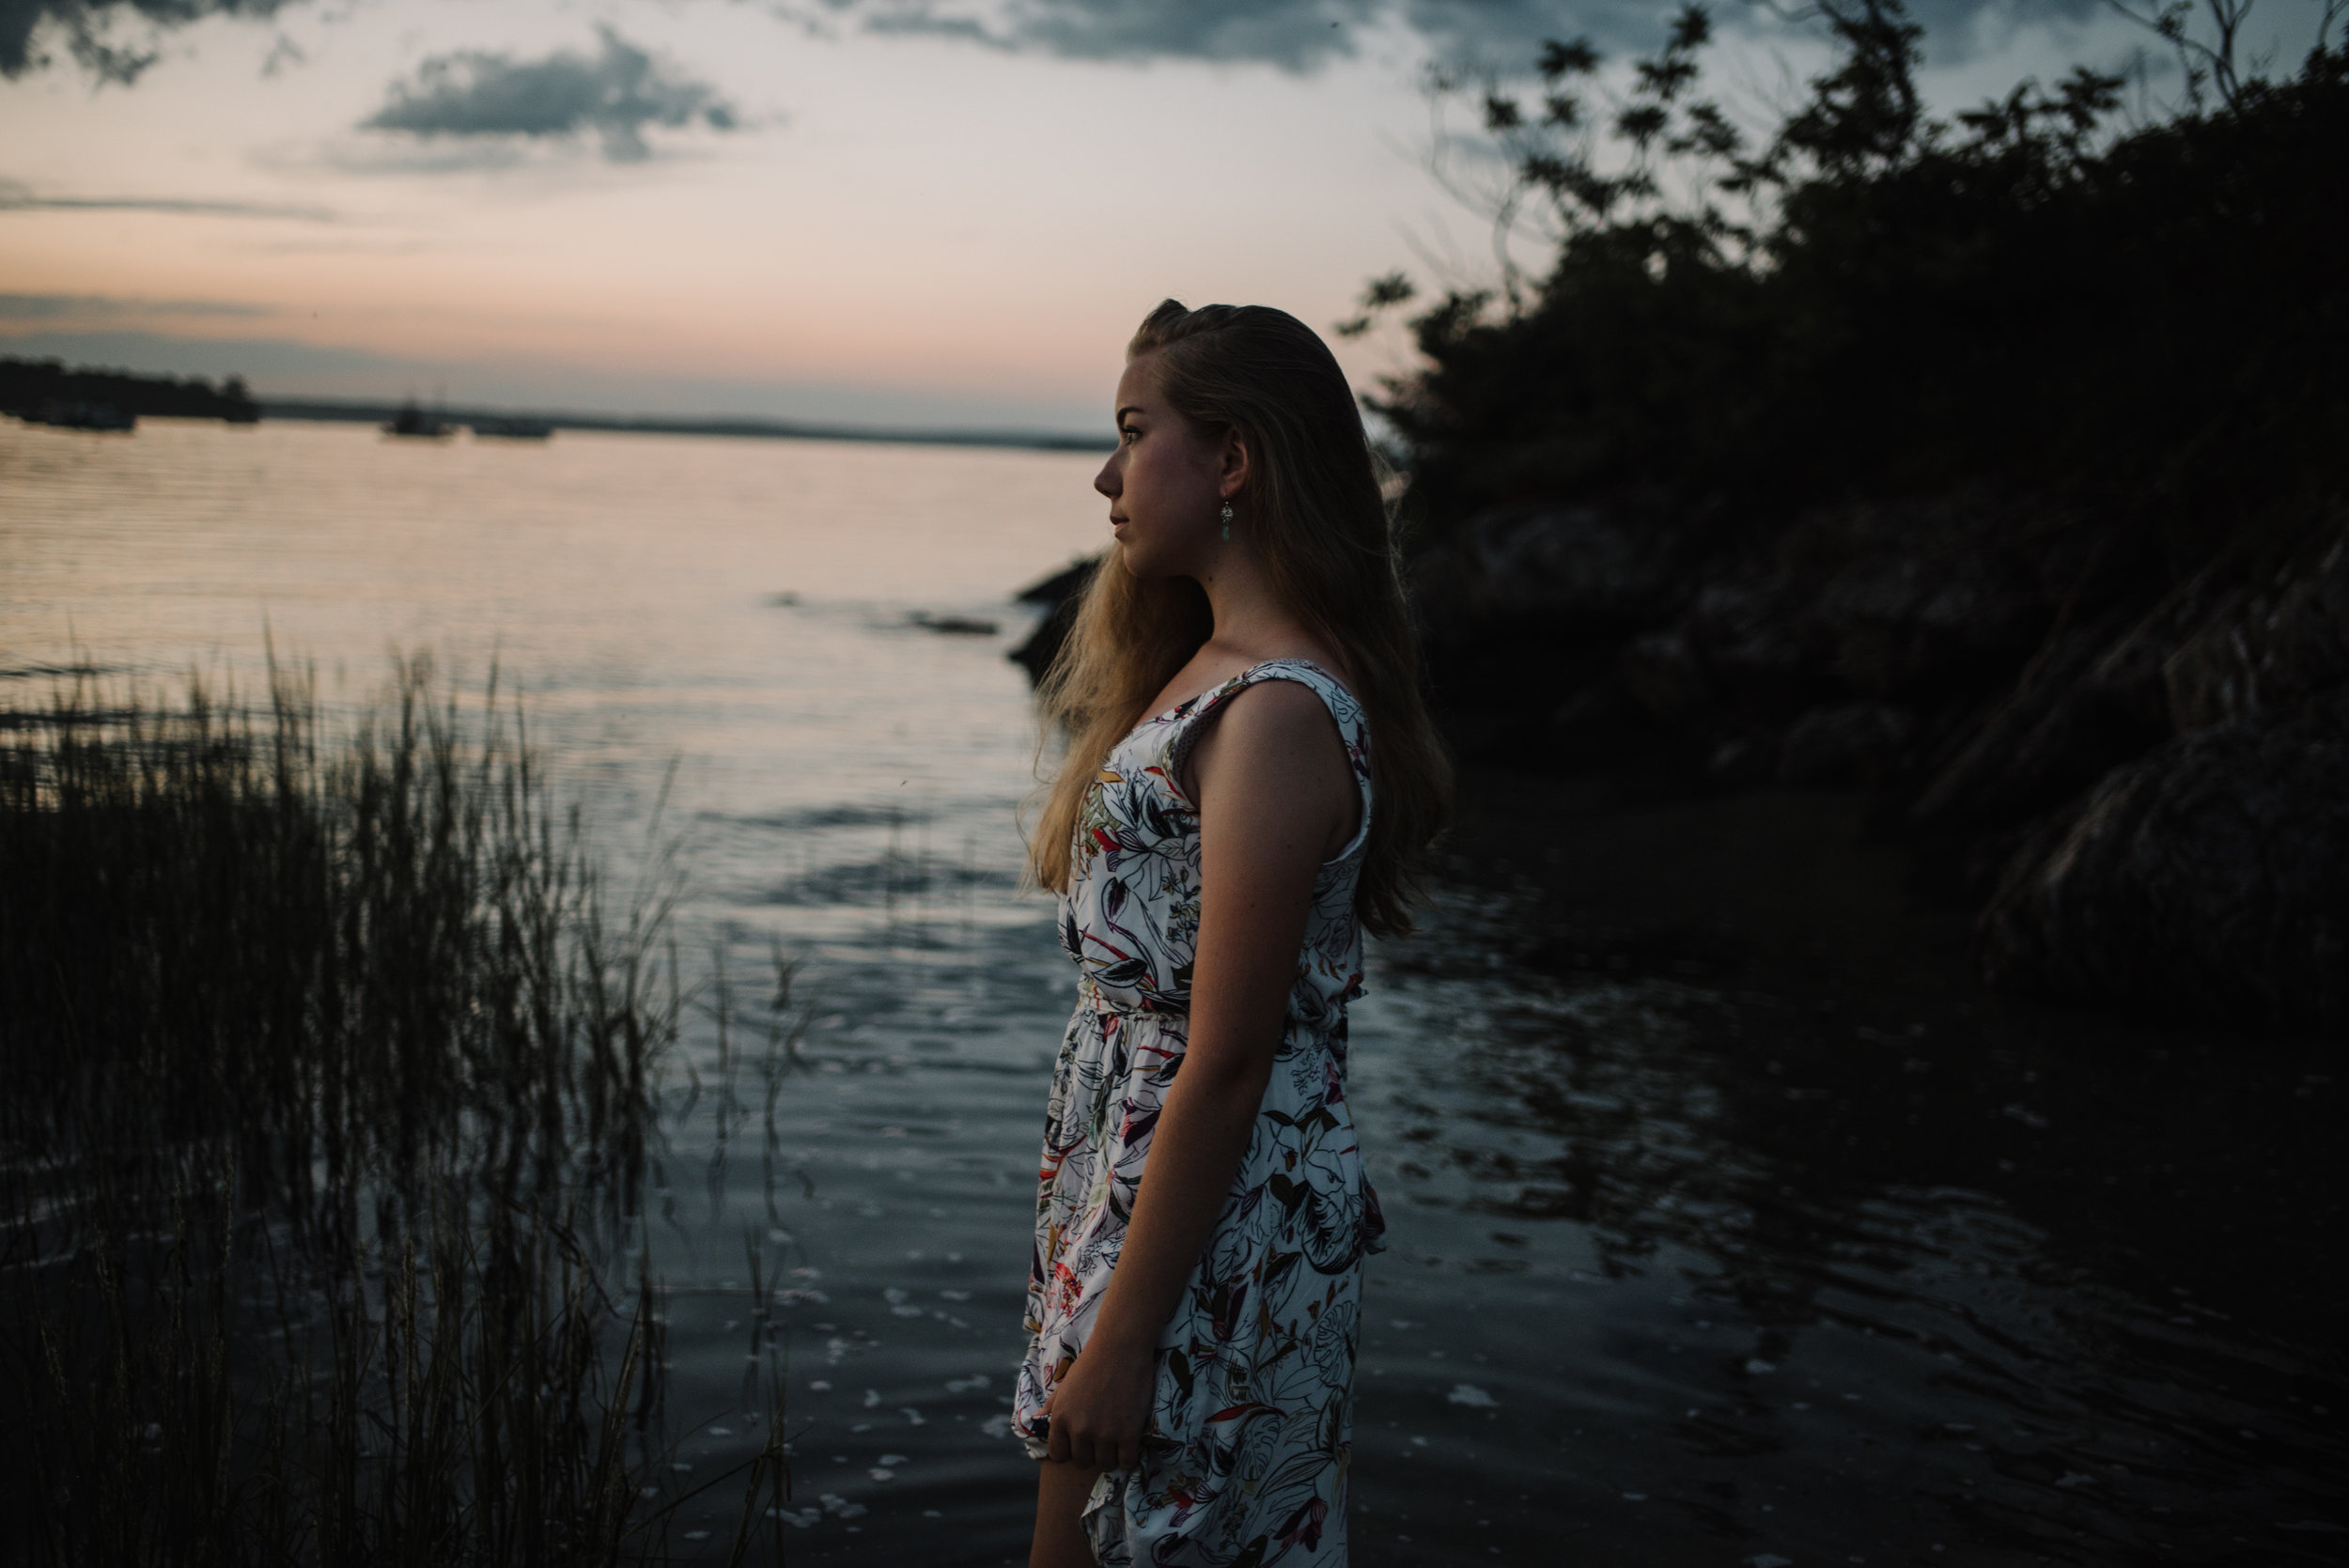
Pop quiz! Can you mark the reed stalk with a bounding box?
[0,657,787,1565]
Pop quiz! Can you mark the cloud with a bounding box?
[858,0,1377,71]
[0,291,271,320]
[0,0,2141,92]
[0,0,288,84]
[0,177,335,219]
[360,25,740,163]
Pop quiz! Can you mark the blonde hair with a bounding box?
[1028,299,1452,938]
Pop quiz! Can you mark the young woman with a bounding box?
[1014,301,1452,1567]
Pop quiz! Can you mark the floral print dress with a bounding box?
[1014,658,1386,1567]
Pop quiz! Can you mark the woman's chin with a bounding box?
[1114,538,1162,578]
[1115,536,1205,581]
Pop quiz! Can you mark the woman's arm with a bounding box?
[1042,680,1357,1472]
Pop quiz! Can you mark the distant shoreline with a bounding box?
[258,396,1107,455]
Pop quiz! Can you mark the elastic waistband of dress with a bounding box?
[1074,976,1186,1018]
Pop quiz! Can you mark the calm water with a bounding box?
[4,417,2341,1566]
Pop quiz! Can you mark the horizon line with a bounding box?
[257,395,1107,455]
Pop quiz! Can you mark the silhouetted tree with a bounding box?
[1354,1,2346,568]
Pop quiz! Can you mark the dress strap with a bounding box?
[1165,660,1375,862]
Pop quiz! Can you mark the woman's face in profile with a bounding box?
[1096,351,1223,578]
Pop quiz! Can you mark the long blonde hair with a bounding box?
[1028,299,1452,937]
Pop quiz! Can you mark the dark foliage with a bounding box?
[1368,3,2349,571]
[2,353,260,422]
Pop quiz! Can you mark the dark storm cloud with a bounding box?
[0,0,2120,89]
[0,0,285,84]
[848,0,2106,71]
[360,25,739,162]
[860,0,1377,70]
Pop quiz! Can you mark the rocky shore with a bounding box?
[1014,494,2348,1036]
[1408,493,2349,1036]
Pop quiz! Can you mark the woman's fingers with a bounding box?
[1055,1423,1138,1474]
[1049,1423,1128,1472]
[1042,1355,1148,1471]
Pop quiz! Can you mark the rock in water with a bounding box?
[2162,526,2349,731]
[1777,700,1917,786]
[1007,556,1099,685]
[1410,498,1707,750]
[1980,686,2349,1036]
[1410,500,1697,633]
[1906,585,2211,833]
[1611,490,2061,760]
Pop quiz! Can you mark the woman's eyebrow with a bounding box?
[1115,405,1145,422]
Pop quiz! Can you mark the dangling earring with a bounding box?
[1220,502,1233,542]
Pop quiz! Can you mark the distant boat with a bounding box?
[383,399,453,439]
[26,400,135,432]
[470,415,553,441]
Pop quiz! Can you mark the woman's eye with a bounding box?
[1120,426,1139,443]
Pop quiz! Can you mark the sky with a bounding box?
[0,0,2321,433]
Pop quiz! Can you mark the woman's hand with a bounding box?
[1042,1334,1156,1472]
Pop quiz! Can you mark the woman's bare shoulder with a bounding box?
[1189,675,1357,853]
[1193,675,1350,775]
[1220,673,1335,727]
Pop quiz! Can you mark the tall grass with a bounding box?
[0,659,793,1565]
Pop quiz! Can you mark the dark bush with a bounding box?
[1366,2,2348,572]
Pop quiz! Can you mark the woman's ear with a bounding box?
[1218,428,1251,500]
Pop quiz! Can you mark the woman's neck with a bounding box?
[1193,545,1309,663]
